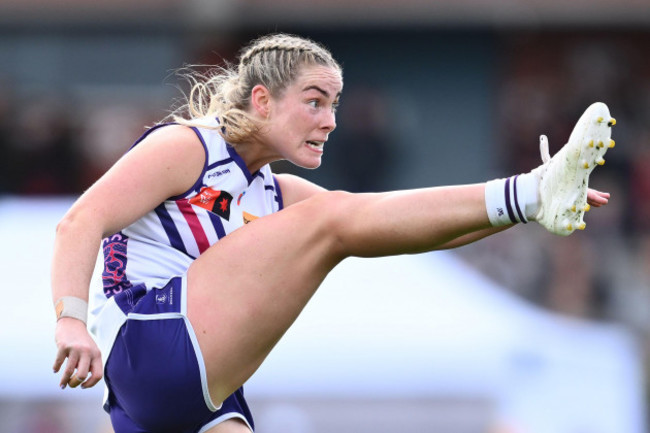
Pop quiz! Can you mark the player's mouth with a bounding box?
[306,140,325,152]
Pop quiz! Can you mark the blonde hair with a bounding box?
[170,33,342,145]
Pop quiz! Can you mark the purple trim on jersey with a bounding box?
[167,126,209,201]
[226,143,252,183]
[207,211,227,239]
[207,157,235,171]
[129,123,173,151]
[222,140,270,186]
[204,154,267,182]
[128,123,210,202]
[225,143,257,185]
[155,203,192,257]
[273,175,284,210]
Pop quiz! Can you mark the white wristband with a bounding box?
[55,296,88,325]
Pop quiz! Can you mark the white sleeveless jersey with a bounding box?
[89,118,283,362]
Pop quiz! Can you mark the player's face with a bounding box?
[265,65,342,169]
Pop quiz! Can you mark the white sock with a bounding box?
[485,171,540,226]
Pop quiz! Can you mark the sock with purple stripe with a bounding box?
[484,172,540,227]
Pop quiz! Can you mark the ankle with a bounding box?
[484,171,540,226]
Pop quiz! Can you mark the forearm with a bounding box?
[51,208,107,389]
[51,211,103,307]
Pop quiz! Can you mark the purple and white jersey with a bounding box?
[90,117,283,364]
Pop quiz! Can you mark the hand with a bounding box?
[53,317,103,389]
[587,188,610,208]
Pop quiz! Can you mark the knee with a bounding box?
[303,189,354,223]
[300,189,356,246]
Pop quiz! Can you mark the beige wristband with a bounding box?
[55,296,88,325]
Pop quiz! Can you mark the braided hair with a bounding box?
[171,33,341,145]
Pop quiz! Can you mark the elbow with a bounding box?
[55,207,105,240]
[55,210,81,239]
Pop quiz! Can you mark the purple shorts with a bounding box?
[104,277,254,433]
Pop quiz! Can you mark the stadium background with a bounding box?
[1,0,649,432]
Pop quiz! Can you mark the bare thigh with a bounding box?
[204,418,252,433]
[186,185,489,404]
[187,192,346,404]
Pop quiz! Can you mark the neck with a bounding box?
[233,139,280,174]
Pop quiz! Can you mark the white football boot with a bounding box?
[533,102,616,236]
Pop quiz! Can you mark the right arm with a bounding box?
[52,125,206,390]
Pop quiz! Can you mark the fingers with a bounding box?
[72,354,104,389]
[52,347,67,374]
[587,189,611,207]
[59,356,103,389]
[54,319,103,390]
[83,356,104,389]
[54,343,103,389]
[59,351,79,389]
[69,356,91,389]
[68,374,86,389]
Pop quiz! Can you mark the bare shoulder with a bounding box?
[69,124,207,236]
[141,124,204,152]
[128,124,205,185]
[275,173,327,207]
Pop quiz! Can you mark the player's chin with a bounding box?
[293,155,323,170]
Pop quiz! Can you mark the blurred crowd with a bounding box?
[0,88,162,195]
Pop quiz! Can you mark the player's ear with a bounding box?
[250,85,272,118]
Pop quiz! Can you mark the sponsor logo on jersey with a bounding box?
[207,168,231,179]
[189,187,234,220]
[242,211,259,224]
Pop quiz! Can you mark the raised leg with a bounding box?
[204,418,252,433]
[187,184,490,403]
